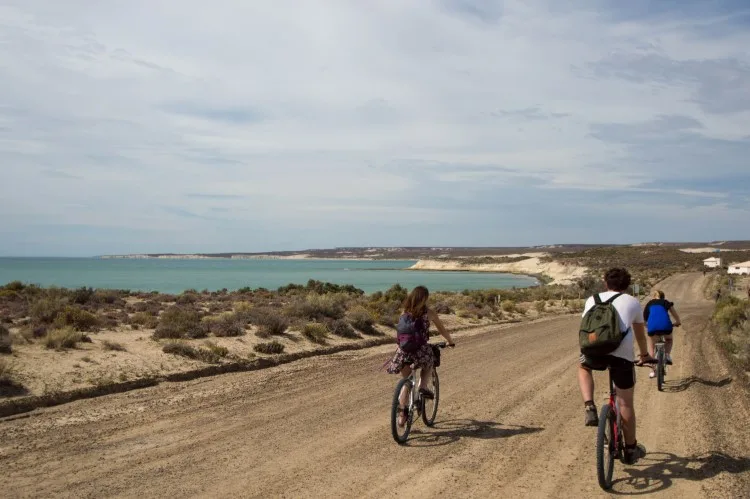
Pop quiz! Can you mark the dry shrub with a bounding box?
[131,312,159,329]
[0,358,27,397]
[329,319,359,339]
[535,301,546,313]
[501,300,518,313]
[203,340,229,358]
[286,293,347,321]
[348,306,377,334]
[44,327,91,350]
[53,306,100,331]
[0,324,11,354]
[203,313,245,337]
[102,340,126,352]
[302,323,329,345]
[93,289,124,305]
[254,340,285,355]
[30,297,67,324]
[153,306,206,339]
[162,341,222,364]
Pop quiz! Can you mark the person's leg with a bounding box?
[615,386,636,445]
[419,365,433,392]
[647,335,656,377]
[612,359,644,463]
[665,334,674,357]
[578,365,595,403]
[398,366,412,425]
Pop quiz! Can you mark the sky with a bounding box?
[1,0,749,256]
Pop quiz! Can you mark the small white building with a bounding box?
[703,256,722,268]
[728,261,750,275]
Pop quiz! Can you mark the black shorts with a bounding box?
[647,330,673,337]
[579,354,635,390]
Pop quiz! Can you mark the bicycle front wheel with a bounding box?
[596,404,616,490]
[421,369,440,426]
[391,377,414,444]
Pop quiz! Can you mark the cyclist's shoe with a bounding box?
[584,405,599,426]
[419,388,435,400]
[622,443,646,465]
[649,371,656,379]
[666,354,673,365]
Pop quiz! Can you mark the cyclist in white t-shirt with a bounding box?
[577,268,655,465]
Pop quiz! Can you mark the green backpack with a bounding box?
[579,293,625,356]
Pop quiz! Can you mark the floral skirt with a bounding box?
[385,343,435,374]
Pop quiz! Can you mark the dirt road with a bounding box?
[2,273,748,498]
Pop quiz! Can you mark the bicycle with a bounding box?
[596,370,623,490]
[653,335,667,391]
[390,342,448,445]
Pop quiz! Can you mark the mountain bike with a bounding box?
[390,342,447,445]
[596,370,623,490]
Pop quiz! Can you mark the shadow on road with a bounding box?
[663,376,733,393]
[609,451,750,495]
[406,419,543,448]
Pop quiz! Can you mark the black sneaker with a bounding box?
[585,405,599,426]
[622,443,646,464]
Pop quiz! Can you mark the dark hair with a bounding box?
[403,286,429,317]
[604,268,631,292]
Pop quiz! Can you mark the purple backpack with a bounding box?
[396,313,428,353]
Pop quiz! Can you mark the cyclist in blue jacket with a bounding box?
[643,289,682,379]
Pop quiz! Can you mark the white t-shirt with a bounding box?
[581,291,644,362]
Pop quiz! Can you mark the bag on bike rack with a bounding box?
[432,344,441,367]
[579,293,626,356]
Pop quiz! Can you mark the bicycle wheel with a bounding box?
[596,404,616,490]
[657,348,664,392]
[391,377,414,444]
[421,369,440,427]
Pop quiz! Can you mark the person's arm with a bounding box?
[643,302,651,322]
[669,307,682,327]
[427,309,455,347]
[633,322,654,365]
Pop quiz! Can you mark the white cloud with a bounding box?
[0,0,749,254]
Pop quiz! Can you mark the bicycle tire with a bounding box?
[421,370,440,427]
[391,377,414,444]
[657,349,664,392]
[596,404,616,490]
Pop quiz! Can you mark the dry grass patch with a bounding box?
[130,312,159,329]
[0,324,11,354]
[162,341,224,364]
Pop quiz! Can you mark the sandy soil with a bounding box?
[409,257,588,285]
[1,273,748,498]
[680,248,740,253]
[3,313,509,398]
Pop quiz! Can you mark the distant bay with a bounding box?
[0,258,539,294]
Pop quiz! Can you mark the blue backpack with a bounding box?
[647,302,672,333]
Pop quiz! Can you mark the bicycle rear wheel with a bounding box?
[391,377,414,444]
[421,370,440,426]
[596,404,616,490]
[657,348,665,392]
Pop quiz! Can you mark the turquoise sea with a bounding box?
[0,258,538,294]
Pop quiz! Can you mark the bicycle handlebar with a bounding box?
[432,341,454,348]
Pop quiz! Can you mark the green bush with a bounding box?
[254,340,285,355]
[384,284,407,304]
[302,322,329,345]
[714,301,747,333]
[71,287,95,305]
[501,300,517,313]
[53,306,100,331]
[153,306,206,339]
[258,313,288,337]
